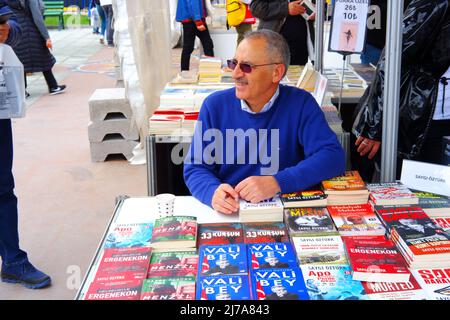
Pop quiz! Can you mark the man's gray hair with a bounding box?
[244,29,291,77]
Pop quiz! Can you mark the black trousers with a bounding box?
[281,16,309,66]
[24,70,58,91]
[181,21,214,71]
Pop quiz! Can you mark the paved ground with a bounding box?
[0,28,146,300]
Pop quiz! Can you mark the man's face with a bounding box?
[400,219,421,229]
[217,259,230,268]
[265,257,279,266]
[272,285,287,297]
[231,38,283,109]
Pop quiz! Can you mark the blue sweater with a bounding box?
[183,85,346,207]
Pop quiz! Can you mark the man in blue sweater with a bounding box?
[184,30,345,215]
[0,2,51,289]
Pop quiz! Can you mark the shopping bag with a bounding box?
[0,43,25,119]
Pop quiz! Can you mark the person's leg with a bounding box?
[103,4,114,46]
[43,70,66,95]
[235,23,252,46]
[42,70,58,90]
[181,21,197,71]
[0,120,27,266]
[0,120,51,289]
[196,23,214,57]
[96,4,107,42]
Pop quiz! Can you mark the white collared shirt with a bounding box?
[240,87,280,114]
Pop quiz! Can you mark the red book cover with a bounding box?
[327,204,385,235]
[344,237,410,283]
[362,276,426,300]
[94,247,151,283]
[376,207,450,256]
[84,279,143,300]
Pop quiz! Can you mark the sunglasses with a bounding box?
[227,59,282,74]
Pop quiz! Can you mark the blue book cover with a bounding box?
[196,275,251,300]
[247,242,298,270]
[300,265,368,300]
[104,223,153,249]
[250,268,309,300]
[198,244,248,276]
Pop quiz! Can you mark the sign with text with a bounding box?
[329,0,371,54]
[401,160,450,196]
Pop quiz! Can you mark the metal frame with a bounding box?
[146,134,193,196]
[380,0,404,182]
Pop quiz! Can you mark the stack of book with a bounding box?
[300,265,369,300]
[239,197,284,223]
[291,234,348,265]
[142,250,198,300]
[411,189,450,217]
[321,171,370,205]
[367,182,418,206]
[280,188,327,208]
[376,206,450,269]
[321,105,343,133]
[196,244,251,300]
[323,68,367,98]
[250,268,310,300]
[149,216,198,252]
[159,88,195,109]
[243,222,289,244]
[149,110,199,135]
[84,222,154,300]
[193,88,219,110]
[432,217,450,237]
[146,251,198,279]
[198,223,244,246]
[343,236,411,283]
[148,112,183,135]
[198,57,223,85]
[411,268,450,300]
[247,242,298,270]
[327,204,386,236]
[140,276,197,300]
[284,207,336,236]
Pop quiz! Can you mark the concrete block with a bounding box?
[89,88,132,122]
[88,117,139,143]
[90,137,139,162]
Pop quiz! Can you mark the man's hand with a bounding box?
[235,176,281,204]
[212,184,240,215]
[0,22,10,44]
[288,0,306,16]
[355,136,381,159]
[46,39,53,49]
